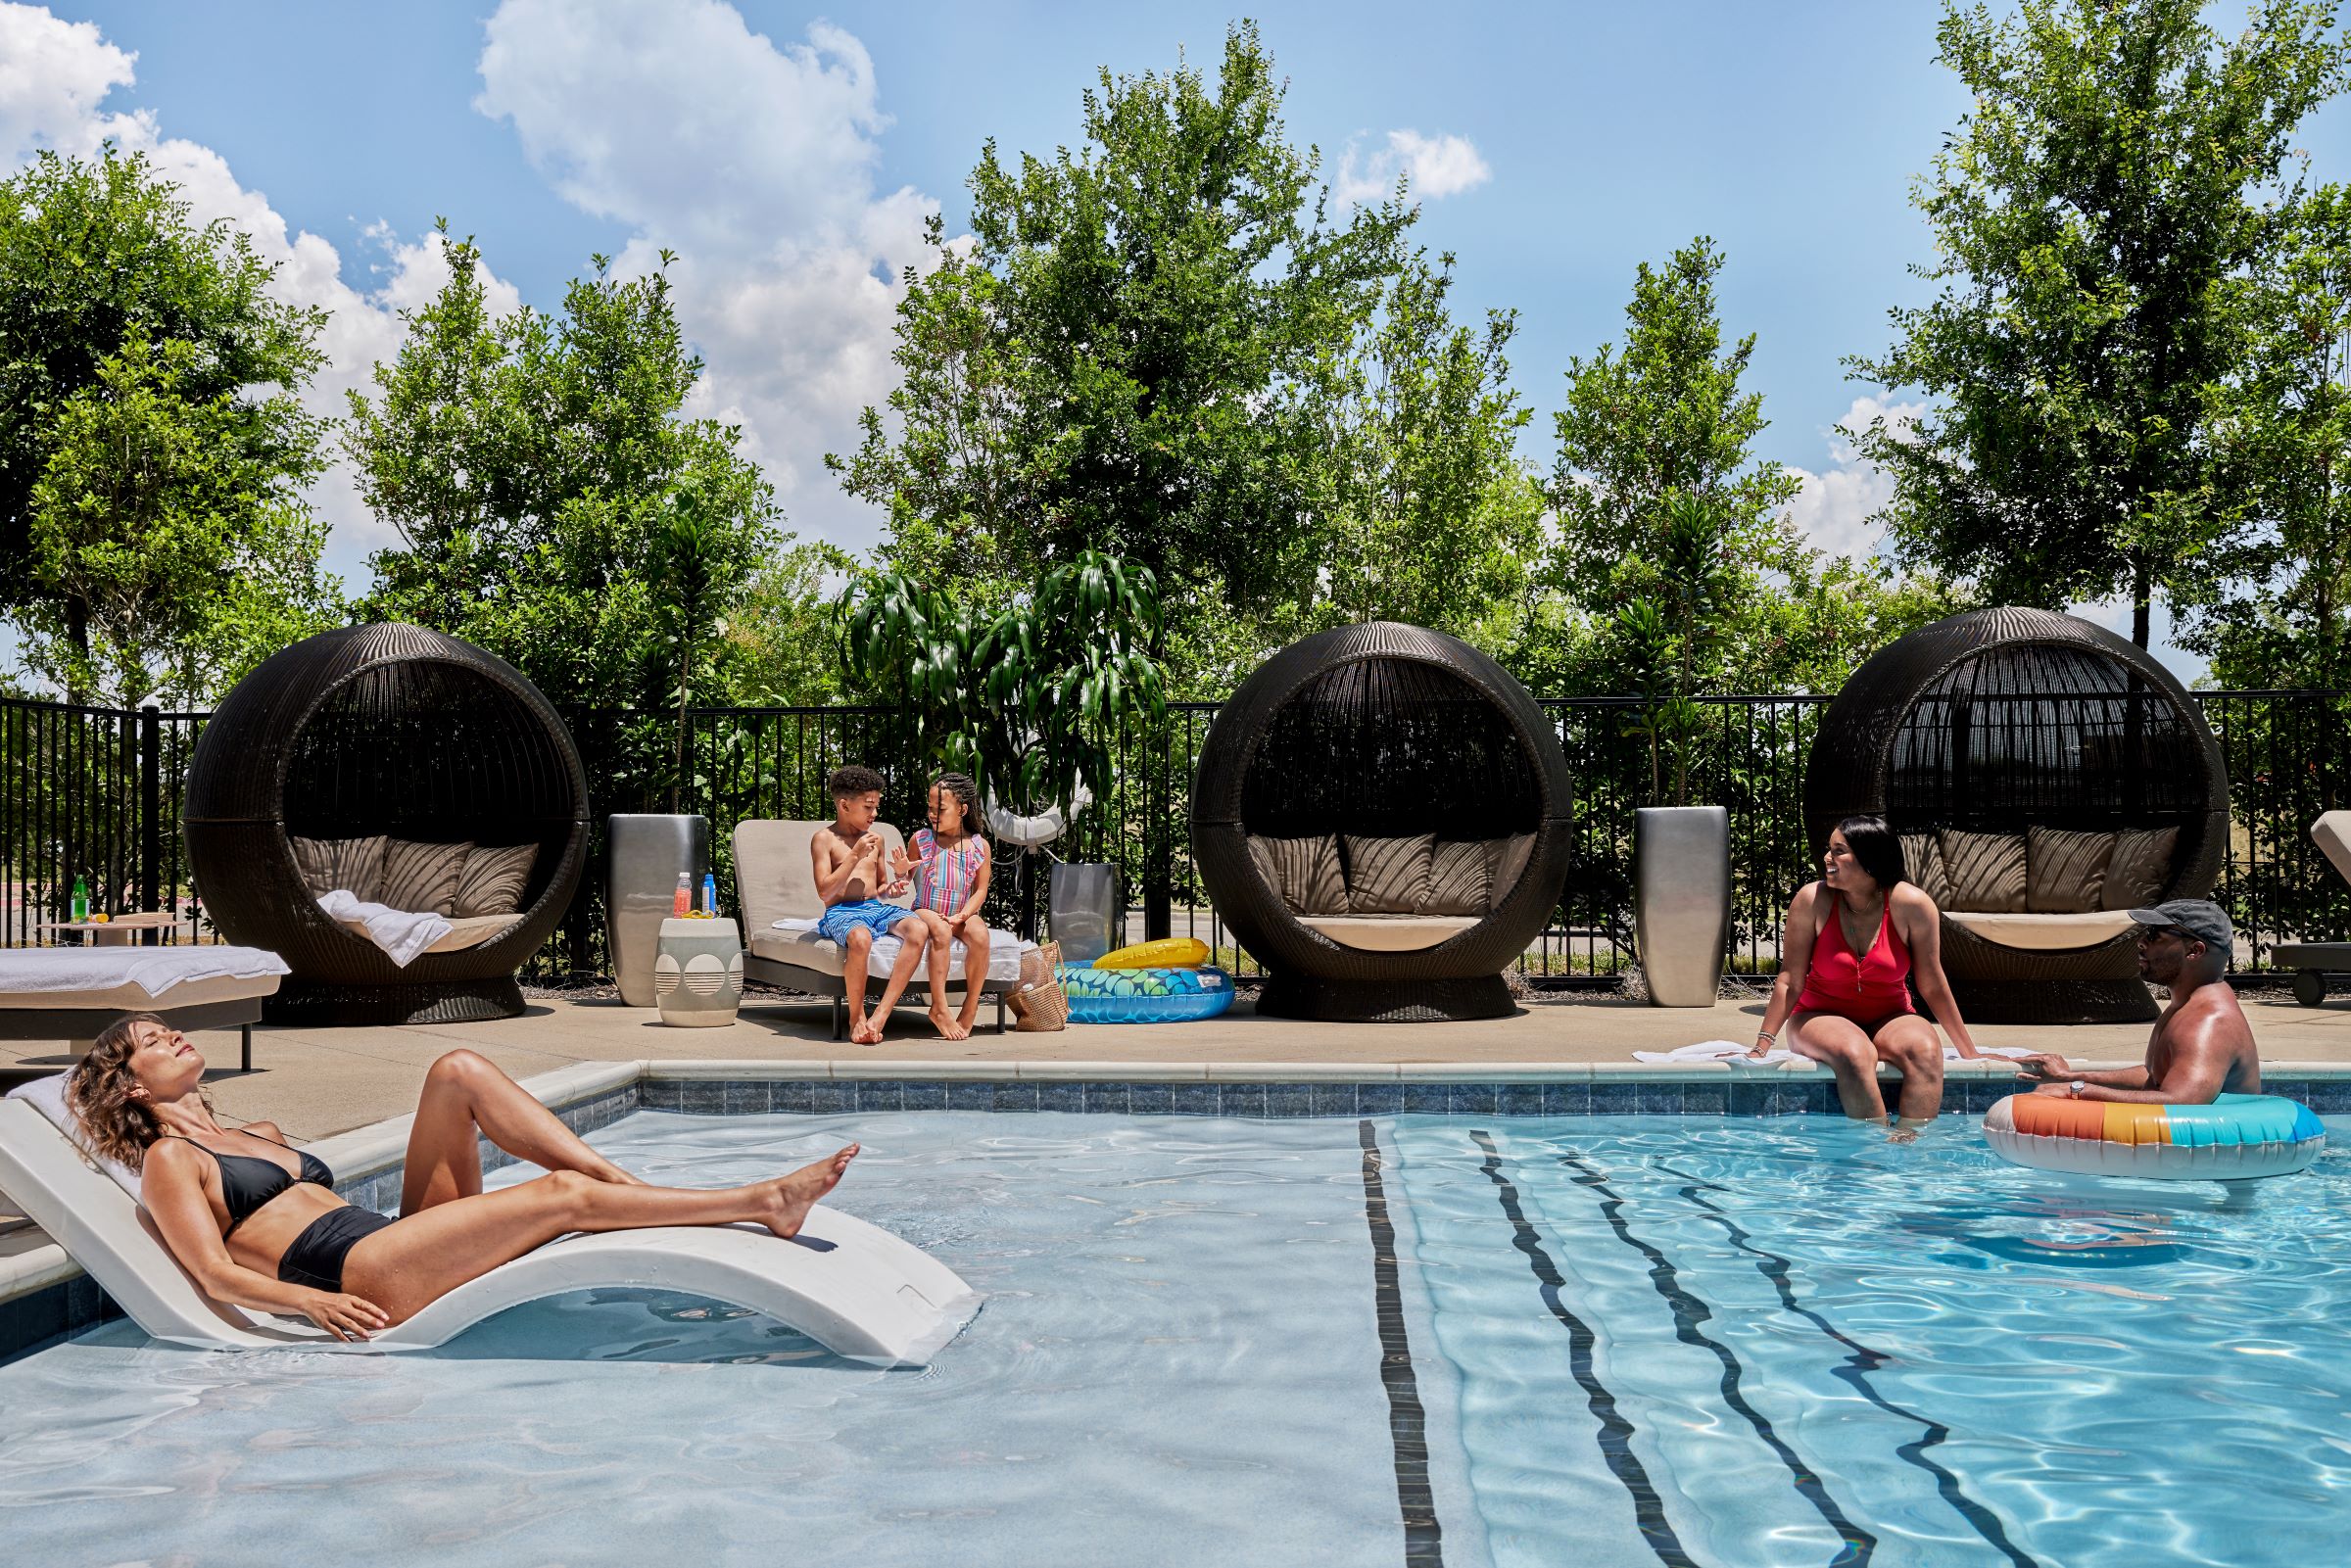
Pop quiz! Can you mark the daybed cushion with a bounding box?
[2316,811,2351,888]
[1900,832,1950,904]
[754,921,1031,983]
[0,947,289,1004]
[290,834,386,902]
[1938,830,2027,913]
[1246,834,1347,915]
[1943,911,2139,951]
[1490,833,1535,905]
[377,838,469,916]
[335,912,514,955]
[1420,841,1494,916]
[1345,834,1433,915]
[1296,914,1481,952]
[454,842,539,918]
[2026,827,2114,913]
[2103,827,2181,909]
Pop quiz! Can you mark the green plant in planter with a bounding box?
[1615,490,1736,805]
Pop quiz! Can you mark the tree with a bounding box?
[724,539,859,706]
[1847,0,2351,647]
[0,147,335,695]
[829,23,1413,676]
[348,228,777,729]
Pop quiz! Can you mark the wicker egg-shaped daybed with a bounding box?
[1192,622,1573,1022]
[184,624,588,1025]
[1803,606,2228,1024]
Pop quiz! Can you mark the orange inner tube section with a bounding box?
[2005,1095,2174,1146]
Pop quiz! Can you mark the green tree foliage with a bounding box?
[1848,0,2351,646]
[0,147,337,700]
[830,23,1412,676]
[724,539,859,706]
[348,228,777,720]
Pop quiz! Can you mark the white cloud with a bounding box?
[476,0,936,549]
[1334,128,1492,207]
[1784,394,1921,560]
[0,5,130,159]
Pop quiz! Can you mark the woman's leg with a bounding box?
[1869,1015,1945,1122]
[401,1050,646,1215]
[953,916,990,1030]
[346,1145,859,1323]
[1785,1010,1889,1120]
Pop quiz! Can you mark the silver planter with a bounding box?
[1049,861,1124,963]
[1634,805,1731,1008]
[607,814,709,1007]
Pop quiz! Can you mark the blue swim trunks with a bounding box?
[817,899,916,946]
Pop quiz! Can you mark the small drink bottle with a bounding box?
[673,872,691,918]
[702,873,718,917]
[71,875,89,923]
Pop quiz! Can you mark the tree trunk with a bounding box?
[2131,551,2152,649]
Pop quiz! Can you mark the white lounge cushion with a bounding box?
[2315,811,2351,889]
[0,972,282,1013]
[756,920,1032,982]
[1943,910,2139,951]
[0,946,287,1000]
[1296,914,1481,952]
[333,911,516,957]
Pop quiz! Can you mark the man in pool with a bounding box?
[812,765,935,1045]
[2012,900,2260,1104]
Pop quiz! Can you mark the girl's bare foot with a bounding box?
[929,1004,971,1042]
[756,1144,860,1238]
[851,1015,886,1045]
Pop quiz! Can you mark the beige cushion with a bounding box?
[733,819,913,931]
[1938,829,2027,912]
[378,838,469,916]
[2102,827,2181,909]
[1421,841,1494,916]
[1489,832,1536,908]
[454,842,539,918]
[2026,828,2114,914]
[1944,910,2138,951]
[290,834,386,902]
[1297,914,1481,952]
[1246,833,1347,916]
[1900,832,1950,904]
[338,912,515,954]
[1346,833,1434,915]
[0,972,282,1011]
[2316,812,2351,889]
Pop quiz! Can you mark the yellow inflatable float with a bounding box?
[1092,938,1211,971]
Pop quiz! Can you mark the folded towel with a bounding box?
[1631,1039,2042,1067]
[770,917,1035,983]
[0,945,288,998]
[318,889,450,968]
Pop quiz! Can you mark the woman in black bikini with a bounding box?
[67,1015,858,1343]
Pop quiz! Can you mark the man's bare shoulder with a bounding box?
[2164,979,2254,1045]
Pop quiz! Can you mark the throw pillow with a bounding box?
[1936,829,2028,913]
[1488,832,1537,910]
[1345,834,1436,915]
[2103,827,2182,909]
[378,838,470,915]
[1899,832,1950,905]
[1245,833,1348,916]
[1420,840,1495,916]
[289,833,387,902]
[2026,827,2116,913]
[454,842,540,918]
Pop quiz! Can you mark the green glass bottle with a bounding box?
[70,875,89,923]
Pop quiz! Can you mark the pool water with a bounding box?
[0,1110,2344,1566]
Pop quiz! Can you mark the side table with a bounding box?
[46,911,181,946]
[655,917,743,1027]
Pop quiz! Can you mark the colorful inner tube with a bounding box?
[1984,1092,2326,1180]
[1054,965,1234,1024]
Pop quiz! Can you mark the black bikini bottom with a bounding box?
[277,1206,396,1293]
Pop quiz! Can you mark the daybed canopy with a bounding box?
[184,624,588,1025]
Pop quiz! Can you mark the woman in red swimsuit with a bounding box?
[1747,815,1981,1129]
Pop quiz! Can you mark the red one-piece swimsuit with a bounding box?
[1794,890,1916,1027]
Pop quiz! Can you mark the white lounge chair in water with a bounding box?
[0,1076,979,1365]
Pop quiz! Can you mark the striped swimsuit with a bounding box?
[911,828,986,918]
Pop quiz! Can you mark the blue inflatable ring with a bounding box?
[1054,965,1234,1024]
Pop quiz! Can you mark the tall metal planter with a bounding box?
[607,813,708,1007]
[1634,805,1730,1007]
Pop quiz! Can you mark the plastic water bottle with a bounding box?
[70,876,89,923]
[701,873,717,918]
[673,872,691,918]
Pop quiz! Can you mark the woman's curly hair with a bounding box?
[65,1013,206,1171]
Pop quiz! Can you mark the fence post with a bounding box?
[139,704,161,943]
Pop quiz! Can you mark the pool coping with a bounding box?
[10,1055,2351,1360]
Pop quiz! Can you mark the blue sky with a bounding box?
[13,1,2351,678]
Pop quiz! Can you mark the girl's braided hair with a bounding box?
[929,772,983,837]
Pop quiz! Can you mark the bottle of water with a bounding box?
[672,872,691,918]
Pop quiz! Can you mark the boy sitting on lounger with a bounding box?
[813,766,936,1044]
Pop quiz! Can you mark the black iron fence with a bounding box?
[7,689,2347,982]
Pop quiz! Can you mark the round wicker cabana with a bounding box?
[185,624,588,1025]
[1192,622,1572,1022]
[1803,606,2228,1023]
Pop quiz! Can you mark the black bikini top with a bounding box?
[164,1129,335,1235]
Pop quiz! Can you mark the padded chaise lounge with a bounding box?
[2274,812,2351,1007]
[0,1074,979,1365]
[0,947,289,1072]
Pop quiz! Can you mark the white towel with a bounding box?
[317,889,450,969]
[771,918,1036,982]
[1631,1038,2042,1066]
[0,944,288,998]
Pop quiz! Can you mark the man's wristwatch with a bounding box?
[2067,1079,2087,1098]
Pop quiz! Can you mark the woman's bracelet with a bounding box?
[1752,1030,1776,1049]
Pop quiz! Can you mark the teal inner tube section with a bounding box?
[1055,965,1235,1024]
[2161,1094,2327,1148]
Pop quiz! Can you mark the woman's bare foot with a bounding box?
[929,1003,971,1042]
[756,1144,860,1238]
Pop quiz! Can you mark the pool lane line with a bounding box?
[1555,1149,1876,1568]
[1650,1159,2041,1568]
[1466,1129,1700,1568]
[1358,1119,1445,1568]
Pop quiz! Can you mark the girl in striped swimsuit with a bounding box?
[900,772,994,1041]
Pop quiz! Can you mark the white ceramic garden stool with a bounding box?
[654,916,744,1026]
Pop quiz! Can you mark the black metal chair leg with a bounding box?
[240,1023,251,1073]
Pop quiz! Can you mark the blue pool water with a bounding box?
[0,1111,2345,1566]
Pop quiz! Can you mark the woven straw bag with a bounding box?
[1009,939,1069,1031]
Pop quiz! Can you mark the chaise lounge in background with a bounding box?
[2273,812,2351,1007]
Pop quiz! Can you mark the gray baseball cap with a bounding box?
[2125,899,2233,951]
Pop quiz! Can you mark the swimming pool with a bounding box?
[0,1108,2343,1565]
